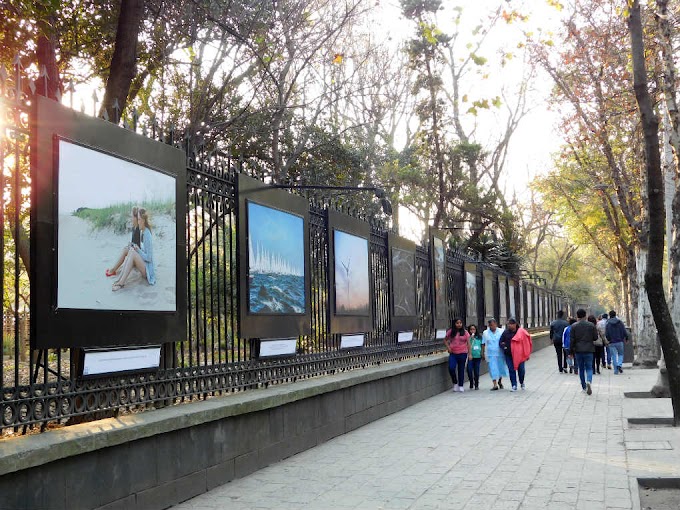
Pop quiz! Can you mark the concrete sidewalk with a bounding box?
[173,347,677,510]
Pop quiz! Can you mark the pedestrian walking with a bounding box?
[562,318,577,374]
[445,318,471,392]
[605,310,629,374]
[596,313,610,369]
[588,314,604,374]
[570,309,598,395]
[499,318,532,391]
[466,325,483,390]
[482,319,508,391]
[550,310,569,373]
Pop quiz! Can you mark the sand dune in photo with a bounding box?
[57,214,176,311]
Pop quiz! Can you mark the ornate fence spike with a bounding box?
[28,79,36,95]
[55,88,62,103]
[132,108,138,131]
[0,66,7,84]
[102,108,109,121]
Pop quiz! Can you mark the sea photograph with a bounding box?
[247,202,305,314]
[57,140,177,312]
[334,230,370,315]
[433,237,446,318]
[391,247,416,316]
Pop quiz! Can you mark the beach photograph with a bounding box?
[391,247,416,317]
[247,201,305,314]
[334,229,370,315]
[57,140,177,312]
[433,237,446,318]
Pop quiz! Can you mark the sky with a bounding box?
[368,0,568,239]
[58,140,176,214]
[247,201,305,273]
[62,0,569,240]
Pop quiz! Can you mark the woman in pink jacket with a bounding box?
[445,318,471,392]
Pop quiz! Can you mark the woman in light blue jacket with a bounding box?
[112,208,156,290]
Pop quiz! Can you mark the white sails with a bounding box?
[249,239,303,277]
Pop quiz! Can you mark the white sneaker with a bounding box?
[521,383,526,390]
[511,386,518,392]
[459,386,465,392]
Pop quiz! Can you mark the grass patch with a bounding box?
[73,200,175,234]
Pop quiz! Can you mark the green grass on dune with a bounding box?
[73,200,175,234]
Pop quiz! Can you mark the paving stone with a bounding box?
[171,347,664,510]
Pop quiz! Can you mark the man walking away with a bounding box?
[605,310,629,374]
[550,310,570,373]
[570,308,598,395]
[596,313,610,369]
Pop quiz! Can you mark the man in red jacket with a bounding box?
[499,318,533,392]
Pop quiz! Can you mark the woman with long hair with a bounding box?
[105,206,140,277]
[112,208,156,291]
[444,318,471,392]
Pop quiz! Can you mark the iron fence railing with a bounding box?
[0,63,563,435]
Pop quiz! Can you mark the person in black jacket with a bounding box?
[570,309,598,395]
[605,310,629,374]
[550,310,569,373]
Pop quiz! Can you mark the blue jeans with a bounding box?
[575,352,594,389]
[505,355,525,388]
[449,353,468,386]
[609,342,625,373]
[467,357,481,386]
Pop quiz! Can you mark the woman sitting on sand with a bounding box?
[105,206,140,277]
[112,208,156,291]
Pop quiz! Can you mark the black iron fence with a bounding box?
[0,65,567,434]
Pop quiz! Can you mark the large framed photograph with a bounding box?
[388,234,417,332]
[247,201,305,315]
[498,275,507,324]
[465,263,477,327]
[31,97,187,349]
[509,279,517,319]
[430,229,448,328]
[327,210,373,334]
[57,140,176,312]
[334,230,370,315]
[237,174,311,339]
[483,269,495,322]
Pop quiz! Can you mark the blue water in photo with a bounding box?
[249,273,305,314]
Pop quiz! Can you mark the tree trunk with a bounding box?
[628,0,680,425]
[99,0,144,123]
[626,257,637,329]
[36,17,61,99]
[635,246,661,367]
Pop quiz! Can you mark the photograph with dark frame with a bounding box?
[334,229,370,315]
[247,201,305,314]
[432,237,447,318]
[466,270,477,321]
[391,247,416,317]
[57,140,177,312]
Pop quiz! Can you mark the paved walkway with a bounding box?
[174,347,677,510]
